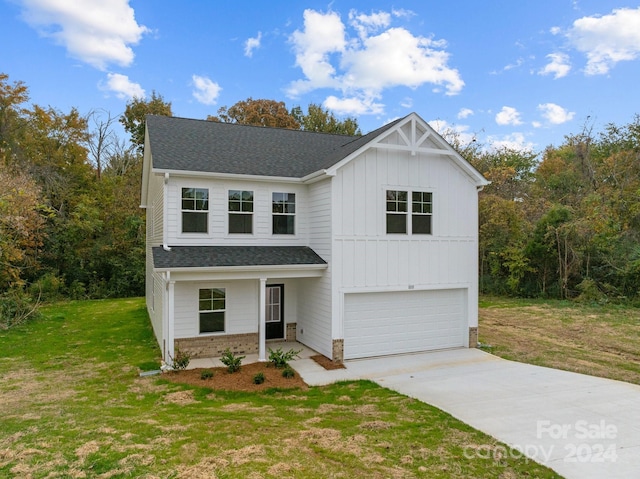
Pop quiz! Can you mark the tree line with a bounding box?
[1,70,639,326]
[452,119,640,302]
[0,73,361,326]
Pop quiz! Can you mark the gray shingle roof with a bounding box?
[146,115,403,178]
[152,246,327,269]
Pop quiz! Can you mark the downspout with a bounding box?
[164,270,176,368]
[163,172,171,251]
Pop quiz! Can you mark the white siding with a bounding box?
[165,178,309,246]
[145,172,165,347]
[296,179,332,357]
[333,147,479,290]
[174,280,258,338]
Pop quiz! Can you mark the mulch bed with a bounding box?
[311,354,346,370]
[162,362,308,392]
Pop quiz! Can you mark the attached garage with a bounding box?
[343,289,467,360]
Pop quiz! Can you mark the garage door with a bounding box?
[343,289,466,360]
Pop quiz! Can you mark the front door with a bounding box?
[265,284,284,340]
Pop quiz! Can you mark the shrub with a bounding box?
[200,369,214,380]
[282,367,295,379]
[268,347,302,369]
[220,349,245,373]
[169,348,191,370]
[253,372,265,384]
[0,287,41,330]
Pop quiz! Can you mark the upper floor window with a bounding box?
[386,190,433,235]
[199,288,225,333]
[386,190,407,234]
[412,191,433,235]
[272,192,295,235]
[182,187,208,233]
[228,190,253,234]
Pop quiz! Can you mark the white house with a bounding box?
[140,113,489,364]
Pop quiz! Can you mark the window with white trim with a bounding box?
[412,191,433,235]
[181,188,208,233]
[272,192,295,235]
[386,190,407,234]
[386,189,433,235]
[228,190,253,234]
[199,288,225,333]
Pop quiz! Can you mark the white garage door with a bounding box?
[343,289,467,360]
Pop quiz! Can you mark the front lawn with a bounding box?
[479,296,640,385]
[0,298,559,478]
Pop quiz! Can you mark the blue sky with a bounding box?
[2,0,640,152]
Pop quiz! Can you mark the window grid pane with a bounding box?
[412,191,433,235]
[229,190,254,234]
[272,192,296,235]
[182,188,208,233]
[199,288,225,333]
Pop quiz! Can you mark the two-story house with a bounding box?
[141,112,489,365]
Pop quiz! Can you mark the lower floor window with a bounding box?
[199,288,225,333]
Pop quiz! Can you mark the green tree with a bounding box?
[291,103,361,135]
[209,98,300,129]
[120,91,172,152]
[0,163,45,289]
[0,73,29,166]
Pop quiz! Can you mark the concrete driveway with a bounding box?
[293,348,640,479]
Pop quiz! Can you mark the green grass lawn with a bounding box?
[0,298,560,478]
[479,296,640,385]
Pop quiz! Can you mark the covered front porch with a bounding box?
[186,340,319,369]
[152,245,328,366]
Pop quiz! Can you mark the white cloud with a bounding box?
[324,95,384,115]
[486,132,535,152]
[288,8,464,115]
[100,73,144,99]
[400,97,413,108]
[566,7,640,75]
[539,52,571,78]
[457,108,474,119]
[244,31,262,57]
[19,0,149,70]
[538,103,575,124]
[428,119,475,146]
[496,106,523,126]
[191,75,222,106]
[348,10,391,38]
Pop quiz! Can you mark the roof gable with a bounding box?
[325,113,489,186]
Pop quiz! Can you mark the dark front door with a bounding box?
[265,284,284,340]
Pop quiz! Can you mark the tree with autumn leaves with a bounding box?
[1,70,640,327]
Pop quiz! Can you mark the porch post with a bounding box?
[258,277,267,362]
[166,272,176,366]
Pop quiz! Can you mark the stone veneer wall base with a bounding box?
[469,327,478,348]
[175,333,258,359]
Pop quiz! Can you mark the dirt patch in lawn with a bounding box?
[162,362,308,392]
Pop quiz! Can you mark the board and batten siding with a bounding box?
[332,145,480,334]
[296,179,332,357]
[164,178,308,246]
[333,147,479,288]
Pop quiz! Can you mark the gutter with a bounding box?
[163,172,171,251]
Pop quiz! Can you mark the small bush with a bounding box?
[200,369,214,380]
[169,348,191,370]
[0,287,41,330]
[253,372,265,384]
[220,349,245,373]
[282,367,295,379]
[268,347,302,369]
